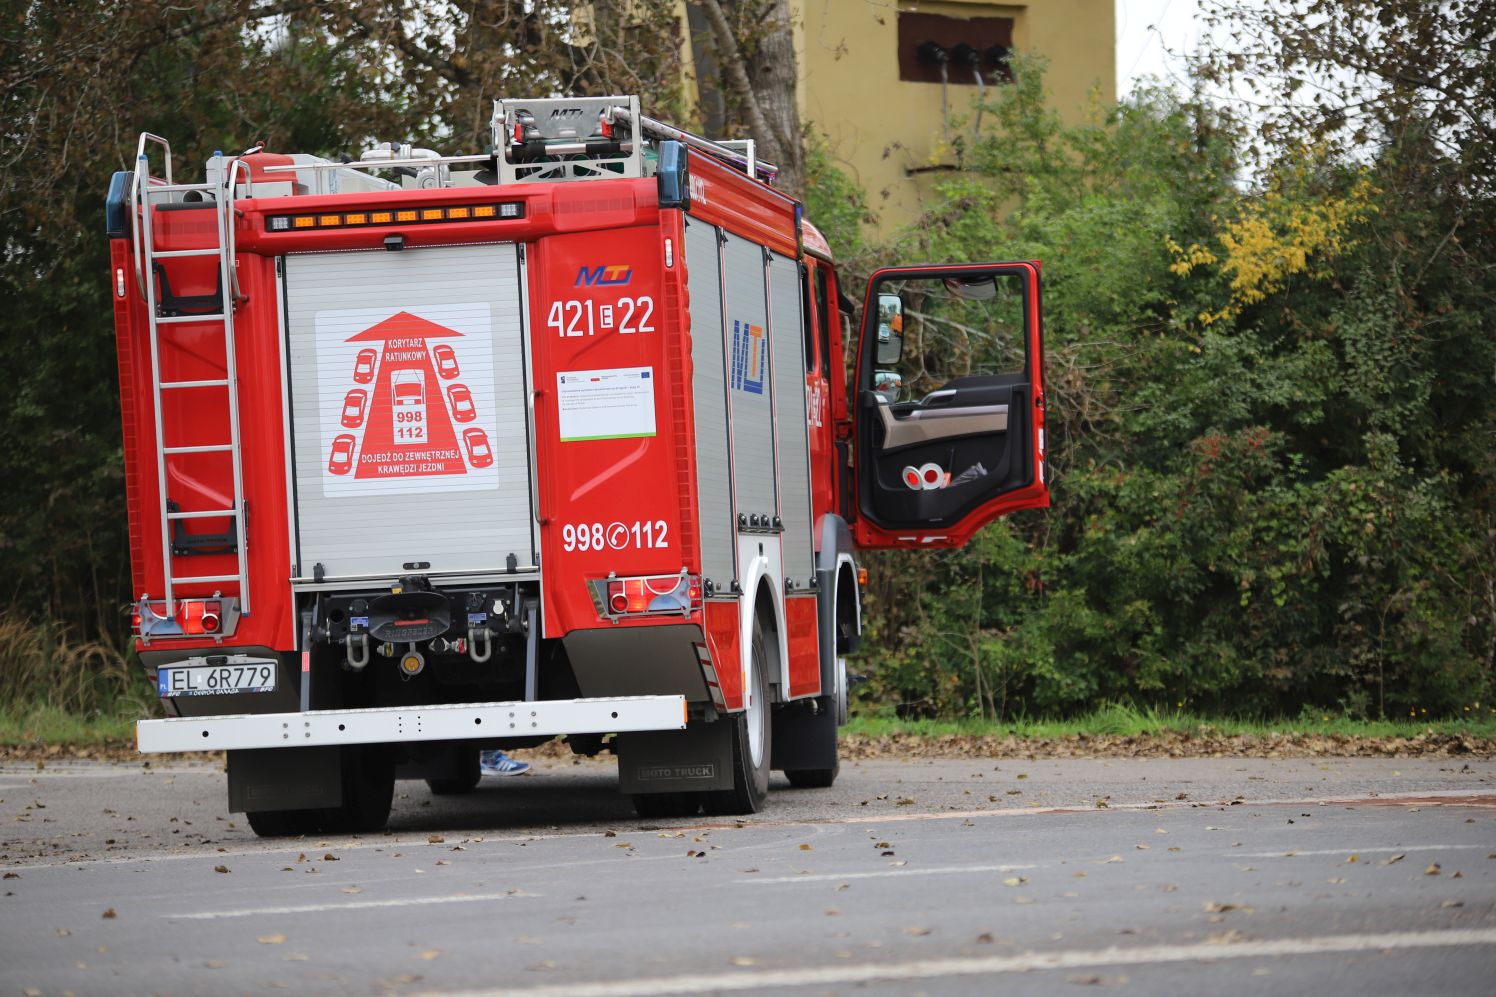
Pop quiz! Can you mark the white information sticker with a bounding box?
[556,366,657,442]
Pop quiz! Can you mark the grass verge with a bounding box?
[0,703,146,748]
[844,704,1496,741]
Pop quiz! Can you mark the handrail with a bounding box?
[130,134,174,297]
[223,156,250,302]
[257,153,492,175]
[605,104,779,183]
[135,132,173,184]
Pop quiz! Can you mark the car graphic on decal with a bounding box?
[352,348,378,384]
[433,344,460,380]
[446,383,476,422]
[463,427,493,468]
[340,388,368,428]
[391,370,425,408]
[327,434,357,475]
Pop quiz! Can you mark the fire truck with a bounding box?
[106,96,1048,835]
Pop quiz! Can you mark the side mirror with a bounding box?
[875,293,904,365]
[872,369,904,404]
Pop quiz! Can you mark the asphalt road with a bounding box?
[2,754,1494,995]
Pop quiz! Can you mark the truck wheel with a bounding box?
[703,619,772,816]
[245,808,319,838]
[324,744,396,833]
[632,792,702,818]
[426,751,481,795]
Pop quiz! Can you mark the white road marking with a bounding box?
[165,890,538,920]
[738,862,1039,884]
[1241,843,1491,859]
[426,929,1496,997]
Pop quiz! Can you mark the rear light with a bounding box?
[135,598,235,640]
[180,600,222,634]
[597,574,702,619]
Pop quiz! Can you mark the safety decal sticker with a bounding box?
[555,366,657,442]
[315,303,499,496]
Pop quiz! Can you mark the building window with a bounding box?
[896,11,1013,85]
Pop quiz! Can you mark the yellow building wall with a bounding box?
[794,0,1115,234]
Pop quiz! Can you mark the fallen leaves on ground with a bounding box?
[835,730,1496,760]
[257,934,286,945]
[1425,863,1442,875]
[101,908,116,919]
[213,865,230,874]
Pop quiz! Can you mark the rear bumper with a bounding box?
[135,695,687,753]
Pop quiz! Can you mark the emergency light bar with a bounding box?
[267,201,524,232]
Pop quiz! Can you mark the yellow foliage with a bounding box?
[1166,162,1378,326]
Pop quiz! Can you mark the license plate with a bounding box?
[158,657,277,697]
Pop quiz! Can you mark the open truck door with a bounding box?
[851,262,1048,549]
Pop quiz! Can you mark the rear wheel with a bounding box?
[426,750,481,795]
[703,619,772,816]
[322,744,396,833]
[245,808,319,838]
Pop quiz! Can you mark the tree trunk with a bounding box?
[694,0,805,196]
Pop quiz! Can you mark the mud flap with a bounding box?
[616,722,736,794]
[771,698,837,771]
[228,745,341,813]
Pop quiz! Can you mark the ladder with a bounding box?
[131,133,251,619]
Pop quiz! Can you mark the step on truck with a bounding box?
[105,95,1049,835]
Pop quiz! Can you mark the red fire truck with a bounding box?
[106,96,1048,835]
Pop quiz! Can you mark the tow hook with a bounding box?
[468,624,493,663]
[345,631,370,670]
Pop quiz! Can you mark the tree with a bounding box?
[0,0,687,646]
[692,0,805,195]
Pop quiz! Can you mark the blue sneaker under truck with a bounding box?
[479,750,530,776]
